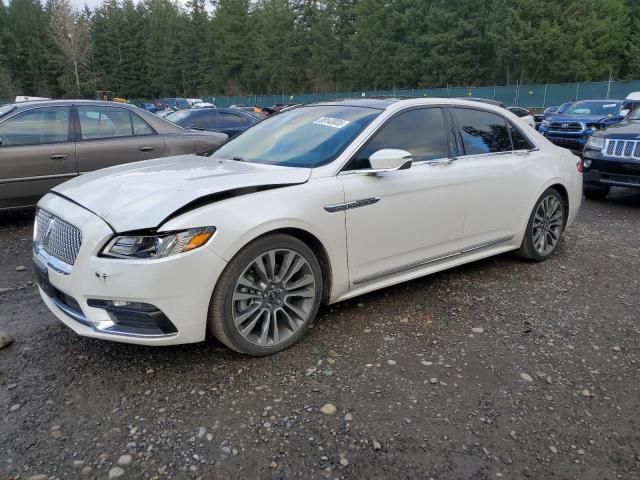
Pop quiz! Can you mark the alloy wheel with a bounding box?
[532,195,564,256]
[231,248,317,346]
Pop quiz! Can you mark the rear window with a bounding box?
[0,105,16,119]
[166,110,192,123]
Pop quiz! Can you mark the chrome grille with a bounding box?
[604,139,640,160]
[550,121,583,132]
[34,209,82,266]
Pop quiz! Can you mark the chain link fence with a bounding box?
[203,80,640,110]
[3,80,640,110]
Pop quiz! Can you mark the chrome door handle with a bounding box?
[138,146,154,152]
[50,154,69,161]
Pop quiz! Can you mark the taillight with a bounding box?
[576,159,584,173]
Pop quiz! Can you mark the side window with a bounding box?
[509,123,534,150]
[131,112,154,135]
[353,108,449,168]
[0,107,70,146]
[454,108,511,155]
[78,106,133,140]
[219,112,245,125]
[190,111,217,129]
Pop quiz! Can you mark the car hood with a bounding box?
[550,114,615,124]
[52,155,311,232]
[595,120,640,138]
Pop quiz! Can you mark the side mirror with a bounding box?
[620,109,630,118]
[362,149,412,174]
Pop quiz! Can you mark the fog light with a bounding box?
[87,299,178,335]
[583,159,592,169]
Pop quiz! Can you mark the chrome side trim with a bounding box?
[324,197,380,213]
[353,235,514,285]
[52,296,91,324]
[0,173,76,184]
[34,245,73,275]
[461,235,514,254]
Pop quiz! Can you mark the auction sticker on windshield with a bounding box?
[313,117,351,128]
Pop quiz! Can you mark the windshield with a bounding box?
[176,99,190,108]
[564,101,621,117]
[557,102,573,114]
[166,110,192,123]
[0,105,16,119]
[212,105,380,168]
[626,107,640,120]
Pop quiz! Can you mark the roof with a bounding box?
[313,98,401,109]
[7,99,141,110]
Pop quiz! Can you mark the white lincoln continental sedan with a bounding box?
[34,98,582,355]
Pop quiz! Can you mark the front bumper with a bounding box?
[540,129,587,152]
[582,150,640,189]
[35,194,227,346]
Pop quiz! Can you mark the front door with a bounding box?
[75,105,166,173]
[338,107,467,286]
[0,106,76,208]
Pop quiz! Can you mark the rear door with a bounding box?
[450,107,542,248]
[75,105,166,173]
[0,106,76,208]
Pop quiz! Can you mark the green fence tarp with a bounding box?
[204,80,640,109]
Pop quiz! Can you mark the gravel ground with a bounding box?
[1,189,639,480]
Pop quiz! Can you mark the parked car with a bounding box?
[193,102,216,109]
[535,102,576,128]
[464,98,536,128]
[0,100,226,210]
[581,106,640,200]
[538,100,626,152]
[165,107,261,138]
[133,102,158,114]
[156,98,190,111]
[156,108,177,119]
[533,105,560,128]
[33,98,581,355]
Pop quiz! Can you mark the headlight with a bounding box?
[587,123,600,131]
[541,120,550,127]
[586,136,605,150]
[101,227,216,259]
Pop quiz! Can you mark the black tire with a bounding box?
[583,185,610,201]
[517,188,566,262]
[208,233,323,356]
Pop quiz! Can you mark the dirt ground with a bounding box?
[1,190,639,480]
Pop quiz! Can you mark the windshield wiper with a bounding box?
[232,156,244,161]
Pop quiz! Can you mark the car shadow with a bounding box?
[598,187,640,208]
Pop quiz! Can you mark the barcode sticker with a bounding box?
[313,117,351,128]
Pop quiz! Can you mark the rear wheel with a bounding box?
[583,185,610,201]
[209,234,323,356]
[517,188,566,262]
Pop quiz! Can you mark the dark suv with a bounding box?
[0,100,226,210]
[582,107,640,200]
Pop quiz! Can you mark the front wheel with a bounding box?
[208,234,323,356]
[517,188,566,262]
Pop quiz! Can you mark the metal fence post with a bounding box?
[543,83,547,108]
